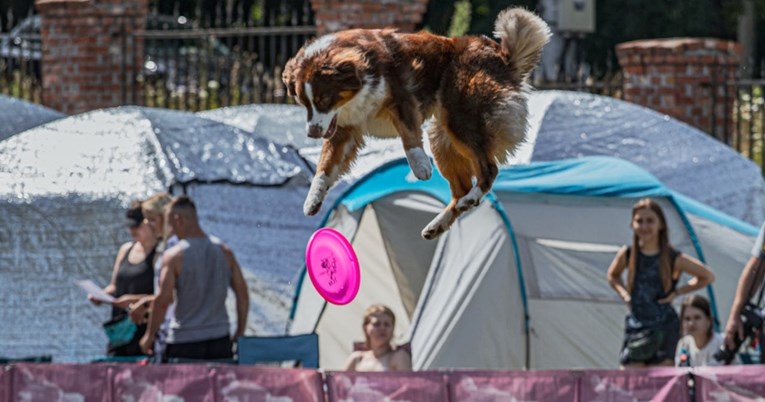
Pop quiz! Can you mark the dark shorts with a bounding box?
[620,312,680,365]
[164,335,233,362]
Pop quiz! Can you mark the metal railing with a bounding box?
[131,25,315,111]
[730,78,765,171]
[0,32,42,102]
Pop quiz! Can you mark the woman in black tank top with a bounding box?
[607,198,715,367]
[88,201,159,356]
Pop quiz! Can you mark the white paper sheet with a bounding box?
[75,279,115,303]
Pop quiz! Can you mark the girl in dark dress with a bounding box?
[607,198,715,367]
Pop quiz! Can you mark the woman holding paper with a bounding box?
[88,200,158,356]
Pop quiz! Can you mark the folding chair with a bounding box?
[236,333,319,368]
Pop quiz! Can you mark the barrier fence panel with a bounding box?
[10,363,109,402]
[214,366,324,402]
[695,365,765,401]
[17,364,765,401]
[326,371,449,402]
[448,370,578,402]
[1,367,9,402]
[112,364,215,401]
[579,368,689,402]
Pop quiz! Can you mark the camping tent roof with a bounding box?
[0,106,307,199]
[528,91,765,225]
[337,156,757,237]
[0,95,64,142]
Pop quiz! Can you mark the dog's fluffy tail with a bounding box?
[494,8,551,82]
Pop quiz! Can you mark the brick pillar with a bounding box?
[36,0,147,115]
[310,0,429,35]
[616,38,741,142]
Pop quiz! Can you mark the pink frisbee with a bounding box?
[305,227,360,305]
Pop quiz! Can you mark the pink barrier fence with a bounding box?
[326,371,448,401]
[1,367,9,402]
[579,368,689,402]
[11,364,109,402]
[695,365,765,401]
[3,364,765,401]
[448,370,578,401]
[215,366,324,402]
[2,364,324,402]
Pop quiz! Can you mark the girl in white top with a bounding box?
[343,304,412,372]
[675,294,738,366]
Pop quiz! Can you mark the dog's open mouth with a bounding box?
[323,115,338,139]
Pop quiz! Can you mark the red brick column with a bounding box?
[310,0,429,35]
[36,0,147,114]
[616,38,741,142]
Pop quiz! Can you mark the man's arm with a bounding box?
[724,255,760,349]
[222,244,249,339]
[140,248,181,355]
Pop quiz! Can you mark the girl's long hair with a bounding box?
[627,198,673,293]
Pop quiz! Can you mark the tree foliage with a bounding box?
[421,0,763,77]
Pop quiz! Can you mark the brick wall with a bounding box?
[36,0,147,115]
[616,38,741,141]
[309,0,429,34]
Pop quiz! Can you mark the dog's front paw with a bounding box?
[304,196,323,216]
[421,209,453,240]
[406,148,432,181]
[304,174,330,216]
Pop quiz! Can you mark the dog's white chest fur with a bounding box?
[337,76,390,133]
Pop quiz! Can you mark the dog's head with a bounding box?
[283,43,367,140]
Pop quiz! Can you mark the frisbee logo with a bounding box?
[321,257,337,287]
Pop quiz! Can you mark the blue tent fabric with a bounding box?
[336,156,757,237]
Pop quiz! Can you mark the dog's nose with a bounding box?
[307,124,323,139]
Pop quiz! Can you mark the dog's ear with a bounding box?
[282,64,297,97]
[327,49,366,90]
[283,48,305,97]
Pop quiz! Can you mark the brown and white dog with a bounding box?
[283,8,550,239]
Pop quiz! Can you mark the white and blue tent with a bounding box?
[289,156,758,370]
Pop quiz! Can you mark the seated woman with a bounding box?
[343,304,412,372]
[675,295,738,366]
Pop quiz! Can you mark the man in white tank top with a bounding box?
[140,195,249,361]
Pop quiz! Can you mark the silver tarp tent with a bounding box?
[0,106,321,362]
[0,95,64,142]
[201,91,765,225]
[527,91,765,226]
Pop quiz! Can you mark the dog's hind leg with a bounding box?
[421,123,474,240]
[304,126,363,216]
[445,117,499,213]
[455,153,498,213]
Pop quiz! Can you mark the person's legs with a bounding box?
[165,339,208,361]
[203,335,233,360]
[165,336,232,361]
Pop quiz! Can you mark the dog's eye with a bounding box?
[316,95,330,108]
